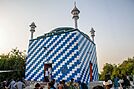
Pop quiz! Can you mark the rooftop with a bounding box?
[31,27,94,44]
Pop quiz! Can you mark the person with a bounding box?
[34,83,40,89]
[129,76,133,87]
[14,79,25,89]
[92,85,104,89]
[2,80,8,89]
[8,79,16,89]
[48,82,56,89]
[45,68,49,82]
[78,81,82,89]
[62,80,68,89]
[48,67,52,81]
[68,78,75,89]
[104,80,113,89]
[103,79,113,89]
[52,79,57,89]
[58,81,63,89]
[113,75,119,89]
[25,81,30,89]
[103,74,113,89]
[81,82,88,89]
[40,87,43,89]
[118,76,124,89]
[122,75,130,89]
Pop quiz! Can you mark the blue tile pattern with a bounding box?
[25,29,98,83]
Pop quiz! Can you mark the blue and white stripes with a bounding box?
[78,32,98,83]
[25,28,98,83]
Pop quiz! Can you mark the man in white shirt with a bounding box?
[14,79,25,89]
[48,67,52,81]
[8,79,16,89]
[45,68,49,82]
[52,79,58,89]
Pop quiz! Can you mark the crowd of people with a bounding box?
[0,74,133,89]
[103,75,133,89]
[0,78,88,89]
[0,78,26,89]
[46,78,88,89]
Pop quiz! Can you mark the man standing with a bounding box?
[113,75,119,89]
[45,68,49,82]
[68,78,75,89]
[8,79,16,89]
[14,79,25,89]
[52,79,57,89]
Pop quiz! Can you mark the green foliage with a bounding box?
[119,58,134,75]
[99,57,134,80]
[100,63,114,80]
[0,48,26,82]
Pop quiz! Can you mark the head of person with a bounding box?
[71,78,74,82]
[93,86,104,89]
[11,79,14,81]
[59,81,62,84]
[48,82,51,88]
[62,80,65,84]
[48,82,54,88]
[105,74,110,82]
[18,78,22,82]
[40,87,43,89]
[78,81,81,84]
[35,83,40,89]
[52,79,55,83]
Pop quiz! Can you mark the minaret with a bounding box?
[29,22,36,40]
[71,2,80,29]
[90,27,95,42]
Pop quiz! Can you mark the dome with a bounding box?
[50,27,74,33]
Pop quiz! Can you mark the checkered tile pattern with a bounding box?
[78,32,99,83]
[25,28,98,83]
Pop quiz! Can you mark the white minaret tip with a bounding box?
[71,2,80,29]
[29,22,36,40]
[74,1,76,7]
[90,27,95,42]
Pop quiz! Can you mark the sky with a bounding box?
[0,0,134,72]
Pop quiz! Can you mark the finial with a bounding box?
[29,22,36,40]
[74,1,76,7]
[71,2,80,29]
[30,22,36,29]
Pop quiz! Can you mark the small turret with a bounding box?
[71,2,80,29]
[90,27,95,42]
[29,22,36,40]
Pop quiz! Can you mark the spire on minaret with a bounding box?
[71,2,80,29]
[29,22,36,40]
[90,27,95,42]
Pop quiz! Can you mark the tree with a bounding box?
[119,57,134,75]
[0,48,26,82]
[100,63,114,80]
[99,57,134,80]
